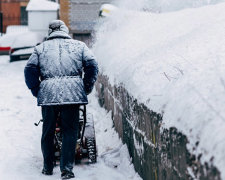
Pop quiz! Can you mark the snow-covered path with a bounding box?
[0,56,141,180]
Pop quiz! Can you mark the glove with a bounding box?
[31,87,39,97]
[84,83,93,95]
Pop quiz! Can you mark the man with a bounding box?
[24,20,98,179]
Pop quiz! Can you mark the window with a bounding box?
[20,6,27,25]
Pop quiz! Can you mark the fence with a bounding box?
[96,74,221,180]
[2,15,20,32]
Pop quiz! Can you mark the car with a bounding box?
[0,25,29,55]
[0,46,11,55]
[9,46,34,62]
[0,25,45,62]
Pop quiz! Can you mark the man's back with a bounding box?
[24,20,98,179]
[38,38,85,79]
[24,20,98,106]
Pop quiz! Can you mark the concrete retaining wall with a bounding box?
[95,74,221,180]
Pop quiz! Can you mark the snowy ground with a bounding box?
[0,56,141,180]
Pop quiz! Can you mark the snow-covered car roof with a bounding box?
[11,47,34,56]
[0,30,44,49]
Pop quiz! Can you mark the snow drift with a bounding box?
[93,2,225,179]
[114,0,225,12]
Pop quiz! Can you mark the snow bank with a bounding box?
[93,2,225,179]
[114,0,225,12]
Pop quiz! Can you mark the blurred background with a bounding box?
[0,0,113,45]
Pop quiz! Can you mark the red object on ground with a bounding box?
[0,47,11,51]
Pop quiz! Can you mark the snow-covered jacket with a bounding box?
[24,30,98,106]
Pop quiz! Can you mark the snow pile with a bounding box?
[114,0,225,12]
[93,2,225,179]
[26,0,59,11]
[0,56,141,180]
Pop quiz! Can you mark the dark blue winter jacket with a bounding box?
[24,29,98,106]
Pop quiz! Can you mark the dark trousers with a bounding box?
[41,105,80,172]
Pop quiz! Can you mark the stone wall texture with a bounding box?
[95,73,221,180]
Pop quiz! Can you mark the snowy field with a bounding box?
[0,56,141,180]
[94,2,225,179]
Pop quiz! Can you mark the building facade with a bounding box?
[0,0,29,33]
[59,0,112,45]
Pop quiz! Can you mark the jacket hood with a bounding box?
[47,20,71,40]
